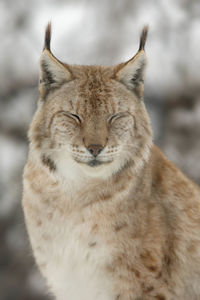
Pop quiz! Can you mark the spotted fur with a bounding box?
[23,25,200,300]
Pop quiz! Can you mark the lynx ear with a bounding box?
[115,26,148,99]
[39,23,72,99]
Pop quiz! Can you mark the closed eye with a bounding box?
[48,111,82,132]
[62,112,82,124]
[69,113,82,123]
[108,112,130,124]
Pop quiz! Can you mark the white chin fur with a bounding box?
[52,150,122,181]
[78,162,114,178]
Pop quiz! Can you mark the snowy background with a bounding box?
[0,0,200,299]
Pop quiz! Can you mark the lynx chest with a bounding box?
[29,190,116,300]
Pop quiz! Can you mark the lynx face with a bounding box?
[29,25,152,179]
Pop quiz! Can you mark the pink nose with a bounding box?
[87,144,103,157]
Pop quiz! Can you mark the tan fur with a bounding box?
[23,26,200,300]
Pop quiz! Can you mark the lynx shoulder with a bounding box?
[23,24,200,300]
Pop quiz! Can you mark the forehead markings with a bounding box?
[68,98,74,111]
[75,68,116,117]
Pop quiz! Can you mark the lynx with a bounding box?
[23,24,200,300]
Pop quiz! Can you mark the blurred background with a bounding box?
[0,0,200,299]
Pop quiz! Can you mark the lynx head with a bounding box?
[29,23,152,180]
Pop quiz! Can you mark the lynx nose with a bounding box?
[87,144,103,157]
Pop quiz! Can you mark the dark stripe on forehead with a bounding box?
[68,99,74,111]
[75,67,115,116]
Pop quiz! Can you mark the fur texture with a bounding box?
[23,25,200,300]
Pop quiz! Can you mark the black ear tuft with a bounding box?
[44,22,52,51]
[138,26,148,51]
[39,23,72,99]
[114,26,149,99]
